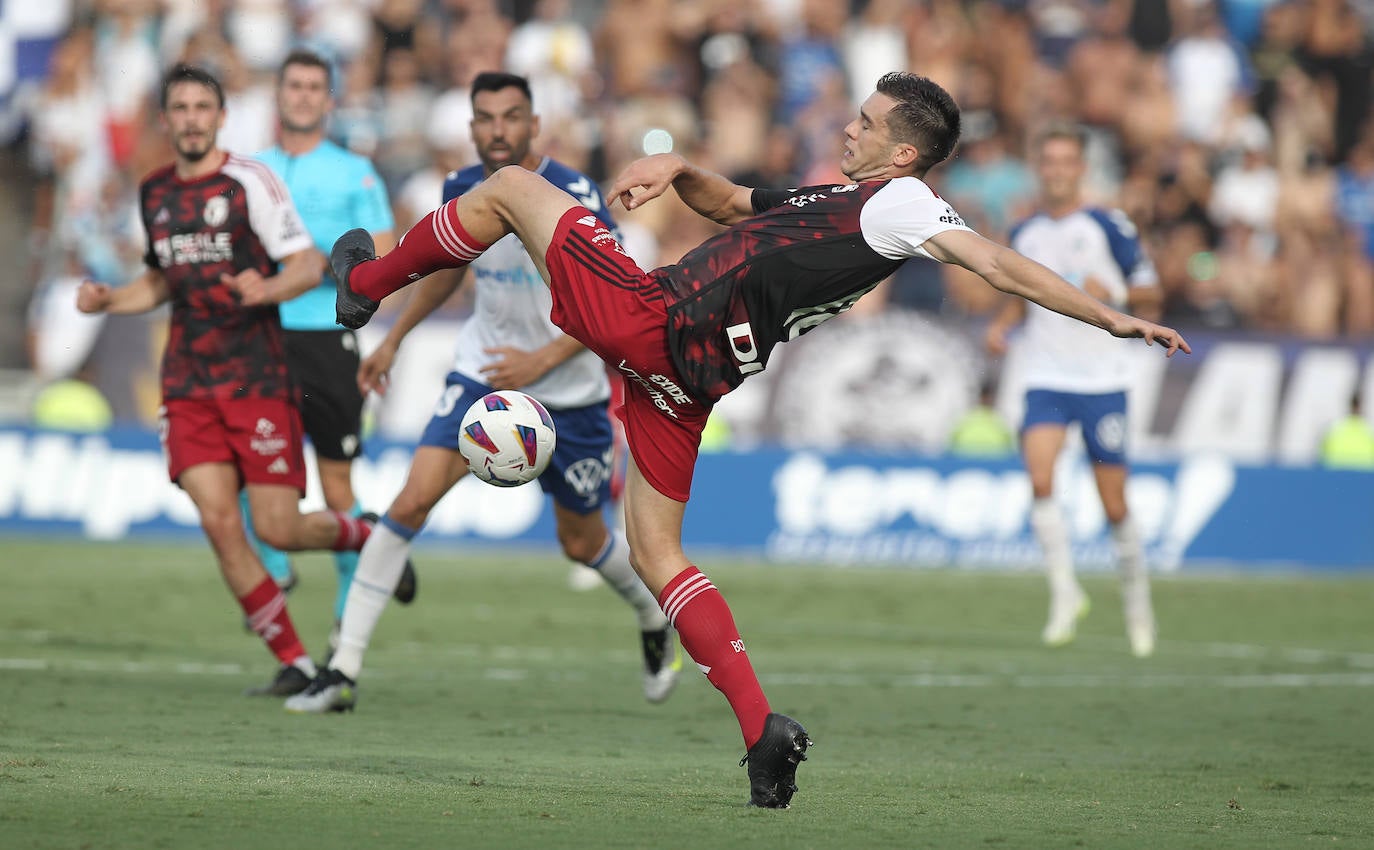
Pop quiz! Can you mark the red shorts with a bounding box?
[160,396,307,493]
[545,207,709,502]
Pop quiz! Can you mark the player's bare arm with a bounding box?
[924,229,1191,356]
[226,248,326,306]
[609,153,755,225]
[357,268,468,395]
[480,334,586,390]
[76,268,172,315]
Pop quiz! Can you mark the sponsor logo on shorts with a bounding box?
[617,360,693,420]
[250,417,288,456]
[564,456,609,497]
[341,434,359,456]
[267,457,290,474]
[1096,413,1127,454]
[578,215,627,256]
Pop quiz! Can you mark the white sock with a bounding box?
[292,656,317,678]
[330,521,413,680]
[1031,498,1076,594]
[1112,518,1147,586]
[588,529,668,631]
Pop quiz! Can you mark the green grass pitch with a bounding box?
[2,539,1373,849]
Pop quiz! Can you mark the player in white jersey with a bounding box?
[286,72,680,715]
[986,123,1162,657]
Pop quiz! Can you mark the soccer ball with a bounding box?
[457,390,557,487]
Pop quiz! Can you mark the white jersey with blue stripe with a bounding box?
[1008,206,1158,393]
[256,140,394,330]
[442,157,612,409]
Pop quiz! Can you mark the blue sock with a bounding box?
[240,490,293,586]
[333,502,363,620]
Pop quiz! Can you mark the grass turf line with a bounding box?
[2,539,1372,849]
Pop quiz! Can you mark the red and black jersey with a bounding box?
[651,177,972,403]
[140,154,313,401]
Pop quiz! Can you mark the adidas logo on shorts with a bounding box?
[267,457,290,475]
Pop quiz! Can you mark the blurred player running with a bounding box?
[285,72,680,715]
[75,64,380,695]
[986,123,1161,657]
[323,72,1189,807]
[249,49,416,647]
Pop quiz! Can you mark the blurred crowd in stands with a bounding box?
[6,0,1374,392]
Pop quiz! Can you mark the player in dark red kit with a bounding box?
[326,71,1191,808]
[77,65,380,696]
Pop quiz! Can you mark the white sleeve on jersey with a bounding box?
[859,177,975,261]
[223,157,315,261]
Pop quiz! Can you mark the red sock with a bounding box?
[238,577,307,666]
[351,199,491,302]
[660,566,771,748]
[330,511,372,552]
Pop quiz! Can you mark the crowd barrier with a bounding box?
[2,426,1370,572]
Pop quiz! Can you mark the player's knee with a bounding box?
[484,164,536,193]
[199,507,242,546]
[387,491,433,532]
[252,515,295,551]
[558,527,604,566]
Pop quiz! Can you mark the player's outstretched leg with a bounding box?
[331,168,578,330]
[741,713,813,808]
[331,197,494,329]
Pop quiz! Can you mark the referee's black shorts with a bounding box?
[284,329,365,461]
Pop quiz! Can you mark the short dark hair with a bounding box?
[470,71,532,106]
[278,48,333,91]
[160,63,224,111]
[1034,121,1088,154]
[875,72,960,173]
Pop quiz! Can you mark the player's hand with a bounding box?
[608,153,684,211]
[1108,314,1192,357]
[984,322,1011,357]
[358,341,397,396]
[480,346,549,389]
[222,270,274,306]
[76,280,113,314]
